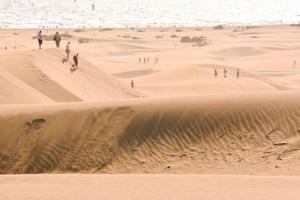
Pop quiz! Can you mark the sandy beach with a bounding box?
[1,25,300,199]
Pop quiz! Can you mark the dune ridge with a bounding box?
[1,93,300,174]
[0,48,139,104]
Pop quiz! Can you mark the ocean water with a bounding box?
[0,0,300,28]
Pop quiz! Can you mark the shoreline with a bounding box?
[0,23,299,31]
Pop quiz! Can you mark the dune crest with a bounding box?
[1,93,300,174]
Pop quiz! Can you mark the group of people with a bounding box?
[33,30,300,90]
[214,68,240,78]
[36,30,79,71]
[138,57,159,64]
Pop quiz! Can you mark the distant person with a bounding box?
[72,53,79,70]
[53,32,62,48]
[237,68,240,78]
[92,4,95,11]
[224,68,227,78]
[214,69,218,78]
[4,46,7,51]
[65,42,71,61]
[139,57,141,64]
[147,57,149,63]
[143,57,146,64]
[37,31,43,49]
[131,80,135,89]
[294,60,296,69]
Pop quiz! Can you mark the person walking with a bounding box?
[53,32,61,48]
[37,31,43,49]
[224,68,227,78]
[237,68,240,78]
[72,53,79,70]
[65,42,71,61]
[131,80,135,89]
[294,60,296,69]
[214,69,218,78]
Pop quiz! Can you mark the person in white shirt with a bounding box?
[65,42,71,61]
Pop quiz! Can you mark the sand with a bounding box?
[1,25,300,199]
[1,174,300,200]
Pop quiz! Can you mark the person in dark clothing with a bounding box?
[53,32,61,48]
[214,69,218,78]
[224,68,227,78]
[72,53,79,71]
[37,31,43,49]
[237,68,240,78]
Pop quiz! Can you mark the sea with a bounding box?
[0,0,300,28]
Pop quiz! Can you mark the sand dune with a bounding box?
[1,26,300,199]
[0,48,139,103]
[0,26,300,178]
[1,92,300,174]
[213,47,265,57]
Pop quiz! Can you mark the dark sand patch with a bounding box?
[113,69,158,78]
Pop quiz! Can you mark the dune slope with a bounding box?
[0,93,300,174]
[0,48,138,104]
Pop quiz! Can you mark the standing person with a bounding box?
[143,57,146,64]
[53,32,61,48]
[147,57,149,63]
[65,42,71,61]
[237,68,240,78]
[37,31,43,49]
[72,53,79,70]
[224,68,227,78]
[214,69,218,78]
[294,60,296,69]
[131,80,135,89]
